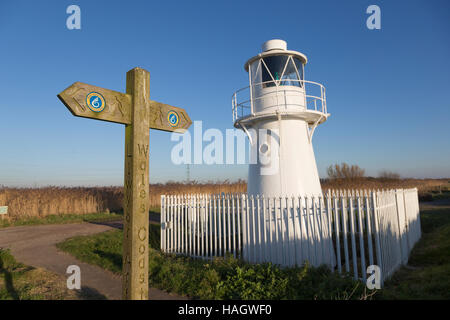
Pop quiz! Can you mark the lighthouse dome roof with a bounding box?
[244,39,308,72]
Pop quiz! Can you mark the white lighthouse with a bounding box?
[232,39,329,198]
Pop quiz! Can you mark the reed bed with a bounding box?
[0,186,123,220]
[0,178,446,220]
[321,178,447,193]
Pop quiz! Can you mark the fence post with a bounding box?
[200,194,205,258]
[356,195,366,283]
[208,194,212,258]
[172,195,175,253]
[365,192,374,267]
[237,194,242,258]
[197,195,200,257]
[232,194,236,258]
[251,195,257,264]
[294,196,302,266]
[333,195,342,274]
[341,195,350,273]
[262,195,268,263]
[256,195,262,263]
[189,194,192,256]
[242,193,248,261]
[161,195,165,252]
[274,197,281,265]
[349,197,358,280]
[395,189,408,265]
[414,188,422,243]
[371,191,384,286]
[325,191,335,269]
[280,196,287,266]
[269,197,275,264]
[176,195,180,253]
[310,196,318,267]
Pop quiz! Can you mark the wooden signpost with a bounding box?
[57,67,191,300]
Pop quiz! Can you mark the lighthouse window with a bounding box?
[262,56,303,88]
[280,58,303,87]
[262,56,288,87]
[294,58,304,83]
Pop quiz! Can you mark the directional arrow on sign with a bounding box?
[58,81,192,131]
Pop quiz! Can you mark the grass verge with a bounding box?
[379,205,450,299]
[0,249,98,300]
[0,212,122,229]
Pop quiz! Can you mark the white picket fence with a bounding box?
[160,188,421,285]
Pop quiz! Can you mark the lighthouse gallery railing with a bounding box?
[232,79,327,123]
[161,188,421,286]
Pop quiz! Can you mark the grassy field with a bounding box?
[0,212,122,229]
[379,199,450,299]
[0,249,104,300]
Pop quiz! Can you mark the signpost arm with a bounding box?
[122,67,150,300]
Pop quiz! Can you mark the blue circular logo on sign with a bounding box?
[86,92,106,112]
[168,111,179,127]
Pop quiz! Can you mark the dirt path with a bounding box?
[0,222,185,300]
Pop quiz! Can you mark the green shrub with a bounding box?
[216,262,288,299]
[148,251,372,300]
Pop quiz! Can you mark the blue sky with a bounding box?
[0,0,449,187]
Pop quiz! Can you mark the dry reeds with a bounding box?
[0,178,446,220]
[0,186,123,220]
[321,177,446,193]
[0,180,246,220]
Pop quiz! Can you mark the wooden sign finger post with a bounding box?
[58,67,191,300]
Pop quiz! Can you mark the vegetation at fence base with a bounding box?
[57,228,375,300]
[0,212,122,228]
[380,203,450,299]
[214,260,374,300]
[0,249,97,300]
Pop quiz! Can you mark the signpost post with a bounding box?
[57,67,191,300]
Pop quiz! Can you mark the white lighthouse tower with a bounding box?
[232,39,329,198]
